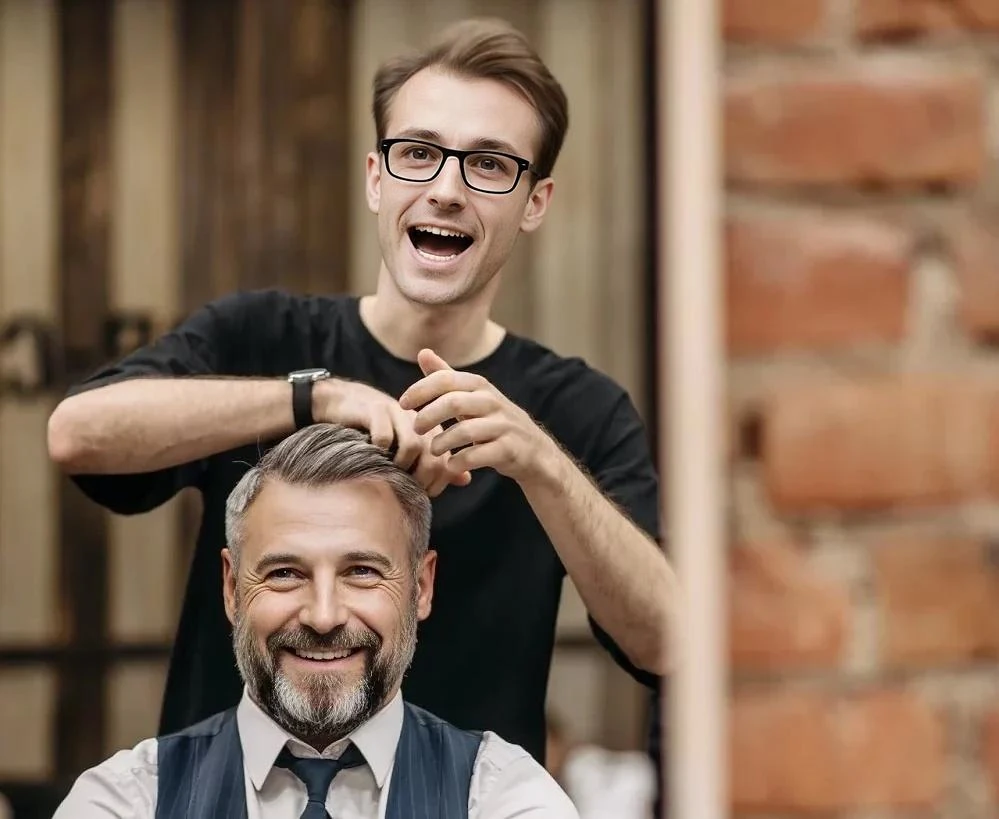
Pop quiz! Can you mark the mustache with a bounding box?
[266,625,381,655]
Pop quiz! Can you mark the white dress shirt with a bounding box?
[53,689,578,818]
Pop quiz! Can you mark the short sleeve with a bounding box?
[65,293,248,514]
[586,391,664,690]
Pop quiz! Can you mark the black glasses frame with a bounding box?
[379,138,539,195]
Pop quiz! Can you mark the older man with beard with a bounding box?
[53,425,577,819]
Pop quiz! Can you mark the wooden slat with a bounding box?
[108,0,180,644]
[292,0,351,296]
[234,0,280,292]
[0,0,59,647]
[105,660,168,754]
[57,0,113,774]
[598,0,646,410]
[0,668,57,780]
[533,0,603,364]
[178,0,237,311]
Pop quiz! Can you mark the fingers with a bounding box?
[367,406,396,451]
[428,418,497,457]
[390,406,423,471]
[412,391,495,436]
[398,370,486,412]
[417,348,451,377]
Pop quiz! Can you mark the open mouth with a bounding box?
[407,225,473,263]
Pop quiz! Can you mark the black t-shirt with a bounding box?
[69,290,661,763]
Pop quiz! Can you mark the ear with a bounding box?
[222,548,238,626]
[520,177,554,234]
[415,550,438,621]
[365,151,382,215]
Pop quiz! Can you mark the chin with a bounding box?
[393,269,473,307]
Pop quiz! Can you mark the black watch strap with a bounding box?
[291,379,315,430]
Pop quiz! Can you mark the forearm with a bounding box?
[519,443,678,675]
[48,377,297,474]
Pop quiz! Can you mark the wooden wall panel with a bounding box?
[108,0,180,643]
[180,0,351,307]
[533,0,604,366]
[0,668,56,780]
[56,0,113,775]
[178,0,237,312]
[598,0,647,412]
[0,0,60,646]
[292,0,352,296]
[105,660,168,755]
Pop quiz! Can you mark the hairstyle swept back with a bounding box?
[372,18,570,180]
[224,424,432,572]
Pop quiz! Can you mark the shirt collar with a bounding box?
[237,686,404,791]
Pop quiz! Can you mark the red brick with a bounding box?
[724,0,826,44]
[727,212,912,354]
[952,215,999,341]
[729,542,850,671]
[857,0,999,39]
[725,64,987,187]
[731,690,945,811]
[763,376,994,511]
[984,711,999,801]
[875,538,999,666]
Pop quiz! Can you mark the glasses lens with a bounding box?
[463,152,519,193]
[387,141,444,181]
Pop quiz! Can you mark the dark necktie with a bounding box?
[275,743,366,819]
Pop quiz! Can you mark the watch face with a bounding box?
[288,368,330,383]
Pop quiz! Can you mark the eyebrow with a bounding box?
[393,128,525,158]
[253,550,396,574]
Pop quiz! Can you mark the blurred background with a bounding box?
[0,0,998,817]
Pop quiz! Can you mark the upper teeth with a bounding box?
[414,225,468,239]
[295,649,353,661]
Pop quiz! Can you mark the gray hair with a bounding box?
[225,424,432,572]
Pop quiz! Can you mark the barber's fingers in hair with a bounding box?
[425,463,471,498]
[367,406,396,452]
[390,407,423,471]
[411,452,445,494]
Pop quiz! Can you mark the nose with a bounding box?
[426,156,467,211]
[297,581,350,635]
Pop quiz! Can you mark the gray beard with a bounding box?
[232,595,418,749]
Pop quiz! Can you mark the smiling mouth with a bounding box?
[407,225,473,262]
[287,647,361,663]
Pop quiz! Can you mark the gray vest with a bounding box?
[155,702,483,819]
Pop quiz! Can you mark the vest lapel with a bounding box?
[156,708,247,819]
[186,712,247,819]
[385,703,481,819]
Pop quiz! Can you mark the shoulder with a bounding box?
[52,738,159,818]
[191,288,352,327]
[500,334,644,455]
[469,731,579,818]
[503,334,623,398]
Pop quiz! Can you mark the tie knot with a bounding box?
[276,744,366,804]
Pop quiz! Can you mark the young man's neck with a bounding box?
[359,279,506,368]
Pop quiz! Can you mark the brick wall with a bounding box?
[723,1,999,816]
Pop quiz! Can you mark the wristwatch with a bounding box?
[287,368,330,430]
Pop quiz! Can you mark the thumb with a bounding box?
[417,348,452,377]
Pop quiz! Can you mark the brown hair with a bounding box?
[372,18,569,180]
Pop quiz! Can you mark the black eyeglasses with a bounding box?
[380,138,539,195]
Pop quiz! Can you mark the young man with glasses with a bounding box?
[48,18,677,768]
